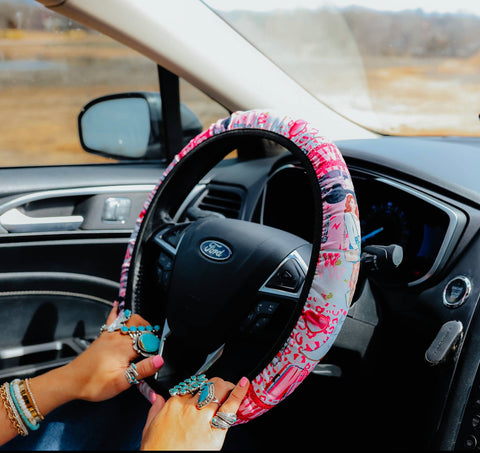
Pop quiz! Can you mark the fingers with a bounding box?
[104,302,152,329]
[216,376,249,418]
[124,313,154,329]
[134,354,164,381]
[105,301,119,324]
[209,377,235,403]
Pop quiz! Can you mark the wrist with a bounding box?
[28,363,80,417]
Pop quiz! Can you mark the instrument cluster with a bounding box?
[256,162,458,287]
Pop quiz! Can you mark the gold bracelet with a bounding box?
[25,379,44,421]
[20,379,44,422]
[0,382,28,437]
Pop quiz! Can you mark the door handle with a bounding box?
[0,208,84,233]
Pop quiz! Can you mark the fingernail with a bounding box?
[152,355,164,369]
[239,376,248,387]
[113,300,118,307]
[150,392,157,404]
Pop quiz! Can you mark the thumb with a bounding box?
[135,354,164,380]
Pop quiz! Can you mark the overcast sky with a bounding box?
[205,0,480,15]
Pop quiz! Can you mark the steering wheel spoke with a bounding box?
[150,222,191,255]
[143,222,192,295]
[258,246,311,300]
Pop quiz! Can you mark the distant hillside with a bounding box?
[223,6,480,58]
[342,6,480,57]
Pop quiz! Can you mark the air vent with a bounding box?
[197,186,243,219]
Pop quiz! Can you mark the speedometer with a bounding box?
[360,200,411,249]
[353,174,454,286]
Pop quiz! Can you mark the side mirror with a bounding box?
[78,92,203,160]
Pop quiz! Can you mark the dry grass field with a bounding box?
[364,54,480,136]
[1,29,480,167]
[0,30,227,166]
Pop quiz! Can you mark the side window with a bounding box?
[180,79,229,130]
[0,3,228,167]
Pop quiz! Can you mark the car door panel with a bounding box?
[0,163,164,382]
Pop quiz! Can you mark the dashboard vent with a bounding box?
[197,186,243,219]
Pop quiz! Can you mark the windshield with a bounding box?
[205,0,480,137]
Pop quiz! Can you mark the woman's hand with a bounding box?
[65,302,165,402]
[141,376,249,451]
[0,303,166,446]
[27,303,165,419]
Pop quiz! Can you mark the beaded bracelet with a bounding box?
[13,380,36,427]
[23,379,44,422]
[0,382,28,437]
[10,380,39,431]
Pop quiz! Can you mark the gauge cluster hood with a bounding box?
[35,0,376,141]
[338,136,480,206]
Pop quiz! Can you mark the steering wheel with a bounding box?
[117,109,361,423]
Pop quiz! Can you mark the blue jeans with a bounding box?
[0,386,150,451]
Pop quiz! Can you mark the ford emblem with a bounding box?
[200,240,232,261]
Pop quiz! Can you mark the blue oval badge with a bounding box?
[200,240,232,261]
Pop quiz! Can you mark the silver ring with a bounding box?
[102,309,132,333]
[211,416,231,430]
[216,412,237,425]
[196,381,220,409]
[125,362,140,385]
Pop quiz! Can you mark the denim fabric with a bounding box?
[0,386,150,451]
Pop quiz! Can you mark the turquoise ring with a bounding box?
[169,374,208,396]
[125,362,140,385]
[119,321,161,358]
[196,381,220,410]
[131,330,160,357]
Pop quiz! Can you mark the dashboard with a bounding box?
[178,148,466,290]
[169,135,480,450]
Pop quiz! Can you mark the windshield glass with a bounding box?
[205,0,480,137]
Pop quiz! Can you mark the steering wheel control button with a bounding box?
[256,301,279,315]
[443,276,471,308]
[158,252,173,271]
[156,251,174,292]
[425,320,463,366]
[266,258,304,293]
[240,301,279,336]
[472,415,480,429]
[161,270,172,292]
[199,240,232,261]
[464,435,477,449]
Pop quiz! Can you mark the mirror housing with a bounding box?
[78,92,203,160]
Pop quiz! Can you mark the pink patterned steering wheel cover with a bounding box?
[117,109,361,423]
